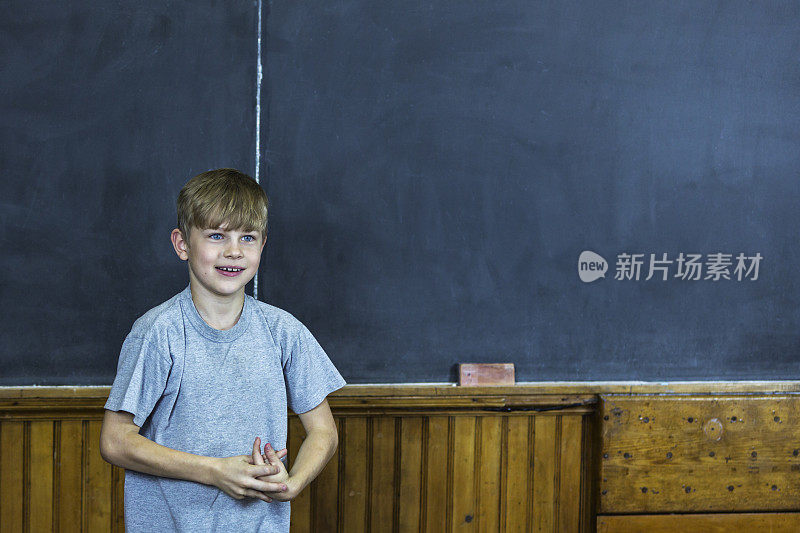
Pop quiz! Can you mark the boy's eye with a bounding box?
[209,233,223,240]
[242,235,256,242]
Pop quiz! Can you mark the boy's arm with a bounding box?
[253,398,338,501]
[288,398,339,493]
[99,409,287,502]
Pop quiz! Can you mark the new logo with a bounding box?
[578,251,608,283]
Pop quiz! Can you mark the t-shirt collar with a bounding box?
[179,285,251,343]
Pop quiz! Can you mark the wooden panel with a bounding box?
[369,416,396,531]
[504,416,530,532]
[29,421,54,532]
[533,416,558,532]
[580,414,596,532]
[452,416,477,530]
[85,420,111,531]
[288,415,310,533]
[600,395,800,513]
[0,421,24,533]
[340,417,367,531]
[477,416,501,532]
[398,417,423,532]
[58,420,83,531]
[112,464,124,532]
[424,416,450,532]
[558,415,583,532]
[598,512,800,532]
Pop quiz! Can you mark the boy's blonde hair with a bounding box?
[177,168,269,239]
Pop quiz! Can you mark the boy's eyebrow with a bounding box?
[205,226,258,234]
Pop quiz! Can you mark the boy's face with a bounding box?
[171,225,265,300]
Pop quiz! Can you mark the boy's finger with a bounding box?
[276,448,288,460]
[264,442,281,465]
[250,479,289,493]
[243,489,271,503]
[252,437,265,465]
[252,463,280,477]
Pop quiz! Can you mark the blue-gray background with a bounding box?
[2,1,798,384]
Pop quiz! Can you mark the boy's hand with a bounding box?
[208,453,286,503]
[251,436,288,467]
[251,437,296,502]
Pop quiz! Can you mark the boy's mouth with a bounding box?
[216,266,245,277]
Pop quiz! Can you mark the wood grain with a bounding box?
[85,420,111,531]
[58,420,82,531]
[0,421,24,533]
[558,415,583,532]
[29,421,53,532]
[398,417,423,532]
[581,414,596,533]
[0,386,597,417]
[598,512,800,532]
[341,417,368,531]
[533,416,558,532]
[477,416,501,532]
[600,395,800,513]
[424,416,450,533]
[112,464,124,532]
[452,416,477,530]
[504,416,530,532]
[369,416,395,531]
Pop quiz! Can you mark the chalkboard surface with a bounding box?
[1,1,257,384]
[3,1,799,384]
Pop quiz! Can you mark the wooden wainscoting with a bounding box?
[0,386,596,533]
[6,383,800,532]
[0,389,120,533]
[287,387,596,532]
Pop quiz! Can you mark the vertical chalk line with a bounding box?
[253,0,263,300]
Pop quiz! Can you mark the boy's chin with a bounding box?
[192,278,255,297]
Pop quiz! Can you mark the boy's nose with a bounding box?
[224,242,243,258]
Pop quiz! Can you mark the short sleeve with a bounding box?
[283,323,346,414]
[104,335,172,427]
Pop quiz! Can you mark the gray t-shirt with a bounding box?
[105,286,346,532]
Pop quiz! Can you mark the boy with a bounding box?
[100,169,345,532]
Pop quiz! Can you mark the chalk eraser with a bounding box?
[458,363,515,386]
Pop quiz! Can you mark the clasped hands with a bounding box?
[250,436,295,503]
[211,437,295,503]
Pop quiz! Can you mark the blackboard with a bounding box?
[3,1,799,385]
[1,1,257,384]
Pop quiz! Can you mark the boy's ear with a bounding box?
[171,228,189,261]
